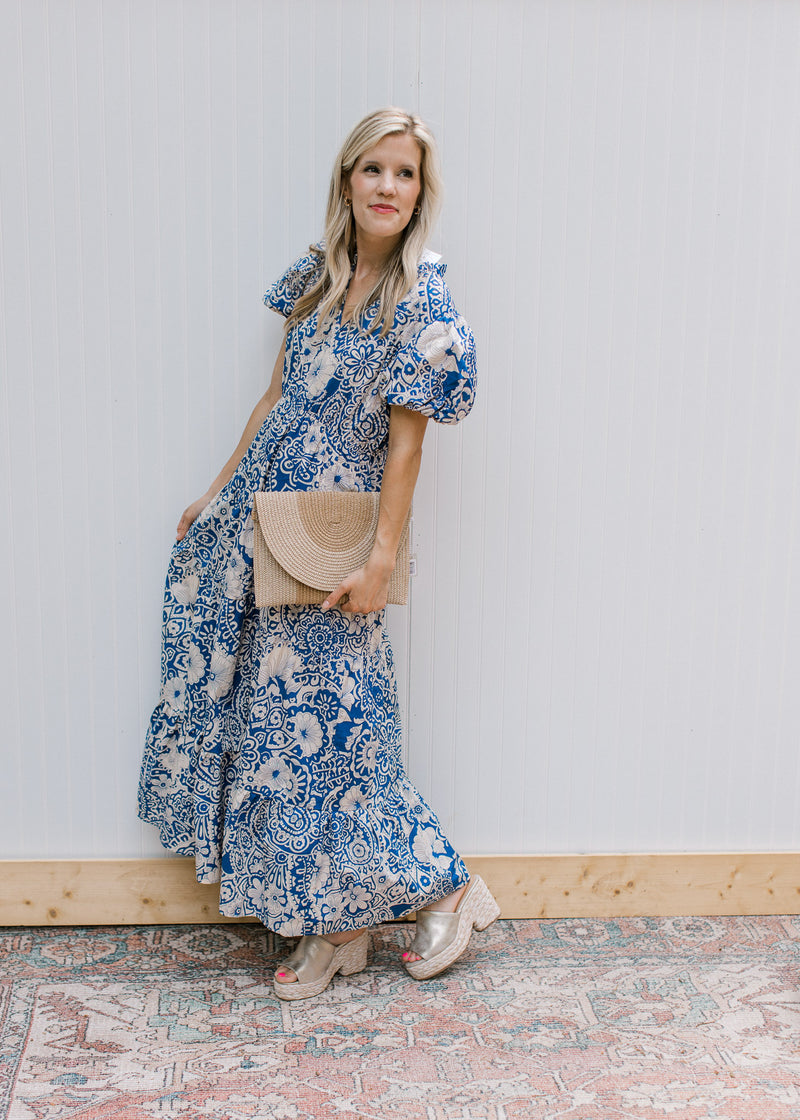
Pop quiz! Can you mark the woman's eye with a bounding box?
[363,164,379,173]
[399,169,414,178]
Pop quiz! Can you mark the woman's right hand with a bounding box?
[176,493,213,541]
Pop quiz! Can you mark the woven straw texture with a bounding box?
[252,491,409,607]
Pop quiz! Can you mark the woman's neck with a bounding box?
[353,232,400,282]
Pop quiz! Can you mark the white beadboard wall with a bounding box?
[1,0,799,861]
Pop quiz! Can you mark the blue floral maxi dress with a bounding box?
[138,248,477,936]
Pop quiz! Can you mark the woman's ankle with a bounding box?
[323,929,366,947]
[420,882,468,914]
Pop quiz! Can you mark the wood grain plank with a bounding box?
[2,854,799,926]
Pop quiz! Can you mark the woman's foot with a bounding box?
[402,884,468,963]
[401,877,501,980]
[274,929,369,1000]
[275,928,365,983]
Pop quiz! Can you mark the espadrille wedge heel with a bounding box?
[403,876,501,981]
[273,931,369,1001]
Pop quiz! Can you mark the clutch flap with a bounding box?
[253,491,382,592]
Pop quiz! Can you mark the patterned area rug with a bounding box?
[2,917,800,1119]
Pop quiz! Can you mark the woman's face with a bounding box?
[346,133,422,249]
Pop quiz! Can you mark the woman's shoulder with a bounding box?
[284,242,326,286]
[264,243,325,316]
[398,250,460,325]
[416,248,447,287]
[384,250,476,425]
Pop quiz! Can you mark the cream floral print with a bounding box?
[138,246,476,935]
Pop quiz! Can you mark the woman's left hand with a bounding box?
[322,560,393,614]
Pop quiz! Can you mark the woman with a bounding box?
[138,107,499,1000]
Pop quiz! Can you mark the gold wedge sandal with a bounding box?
[273,931,369,1001]
[404,876,501,981]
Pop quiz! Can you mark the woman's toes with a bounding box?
[274,968,297,984]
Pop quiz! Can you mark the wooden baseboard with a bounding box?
[1,854,799,926]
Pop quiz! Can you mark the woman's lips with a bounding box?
[370,204,397,213]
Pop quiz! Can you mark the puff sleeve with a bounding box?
[383,263,477,424]
[263,244,325,318]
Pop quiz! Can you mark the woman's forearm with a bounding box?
[203,344,285,500]
[204,386,281,499]
[322,406,428,613]
[176,342,284,540]
[369,406,429,572]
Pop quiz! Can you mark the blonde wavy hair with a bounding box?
[287,107,443,337]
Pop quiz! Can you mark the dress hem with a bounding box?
[217,870,472,936]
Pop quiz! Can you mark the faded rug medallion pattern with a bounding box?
[3,917,800,1119]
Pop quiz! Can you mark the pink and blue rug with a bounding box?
[2,916,800,1119]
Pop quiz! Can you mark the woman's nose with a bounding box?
[377,172,396,195]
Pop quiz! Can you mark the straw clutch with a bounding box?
[251,490,410,608]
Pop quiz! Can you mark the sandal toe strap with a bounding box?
[411,910,459,961]
[279,935,336,983]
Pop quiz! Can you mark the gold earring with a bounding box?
[413,204,421,215]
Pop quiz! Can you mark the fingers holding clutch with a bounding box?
[321,583,351,613]
[322,566,390,614]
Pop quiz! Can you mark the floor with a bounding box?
[2,916,800,1119]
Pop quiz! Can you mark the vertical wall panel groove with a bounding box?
[3,0,800,860]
